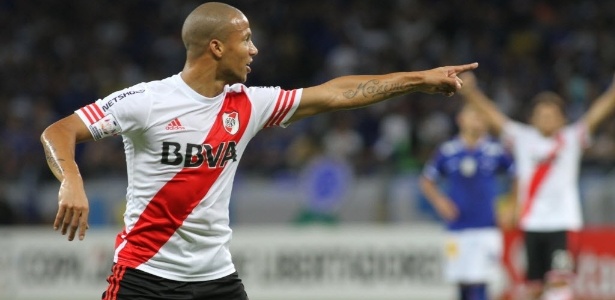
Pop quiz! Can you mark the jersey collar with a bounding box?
[174,73,226,104]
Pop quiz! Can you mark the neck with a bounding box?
[181,60,226,98]
[460,132,482,148]
[540,130,557,138]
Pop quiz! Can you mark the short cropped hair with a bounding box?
[530,91,567,116]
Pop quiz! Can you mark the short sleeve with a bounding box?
[74,84,150,140]
[566,121,592,149]
[502,120,534,147]
[245,86,302,129]
[422,148,445,181]
[499,147,515,176]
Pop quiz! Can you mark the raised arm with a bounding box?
[289,63,478,122]
[583,74,615,134]
[458,72,510,135]
[40,114,94,241]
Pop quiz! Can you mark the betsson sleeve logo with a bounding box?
[100,89,145,113]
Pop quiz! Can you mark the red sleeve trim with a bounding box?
[79,107,95,124]
[270,89,297,126]
[80,104,105,124]
[264,90,295,128]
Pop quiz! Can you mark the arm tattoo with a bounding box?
[44,145,65,175]
[343,80,414,99]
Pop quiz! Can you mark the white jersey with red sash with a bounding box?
[75,74,302,281]
[502,121,590,231]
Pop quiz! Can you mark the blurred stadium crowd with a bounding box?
[1,0,615,224]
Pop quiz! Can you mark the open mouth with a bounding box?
[246,59,253,73]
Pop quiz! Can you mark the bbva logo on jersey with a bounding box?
[222,111,239,134]
[161,141,237,169]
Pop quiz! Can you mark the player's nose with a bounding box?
[250,42,258,56]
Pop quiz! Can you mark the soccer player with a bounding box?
[459,72,615,299]
[40,2,478,300]
[420,105,514,300]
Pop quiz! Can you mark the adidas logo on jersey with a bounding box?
[166,118,185,130]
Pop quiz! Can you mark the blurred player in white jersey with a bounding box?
[40,2,479,299]
[459,72,615,299]
[421,105,514,300]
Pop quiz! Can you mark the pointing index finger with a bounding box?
[453,62,479,74]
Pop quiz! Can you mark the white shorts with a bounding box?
[443,227,503,283]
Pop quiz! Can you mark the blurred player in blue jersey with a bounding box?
[420,105,514,300]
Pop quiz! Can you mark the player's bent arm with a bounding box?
[40,113,94,241]
[419,175,458,221]
[419,176,448,207]
[289,63,478,122]
[41,114,93,181]
[583,75,615,134]
[458,72,509,135]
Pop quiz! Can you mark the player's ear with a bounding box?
[209,39,224,59]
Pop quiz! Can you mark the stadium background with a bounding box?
[1,0,615,299]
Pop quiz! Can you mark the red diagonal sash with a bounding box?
[520,134,564,222]
[115,90,252,268]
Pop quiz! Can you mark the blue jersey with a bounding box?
[423,136,514,231]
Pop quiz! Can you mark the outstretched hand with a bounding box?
[583,72,615,134]
[419,62,479,96]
